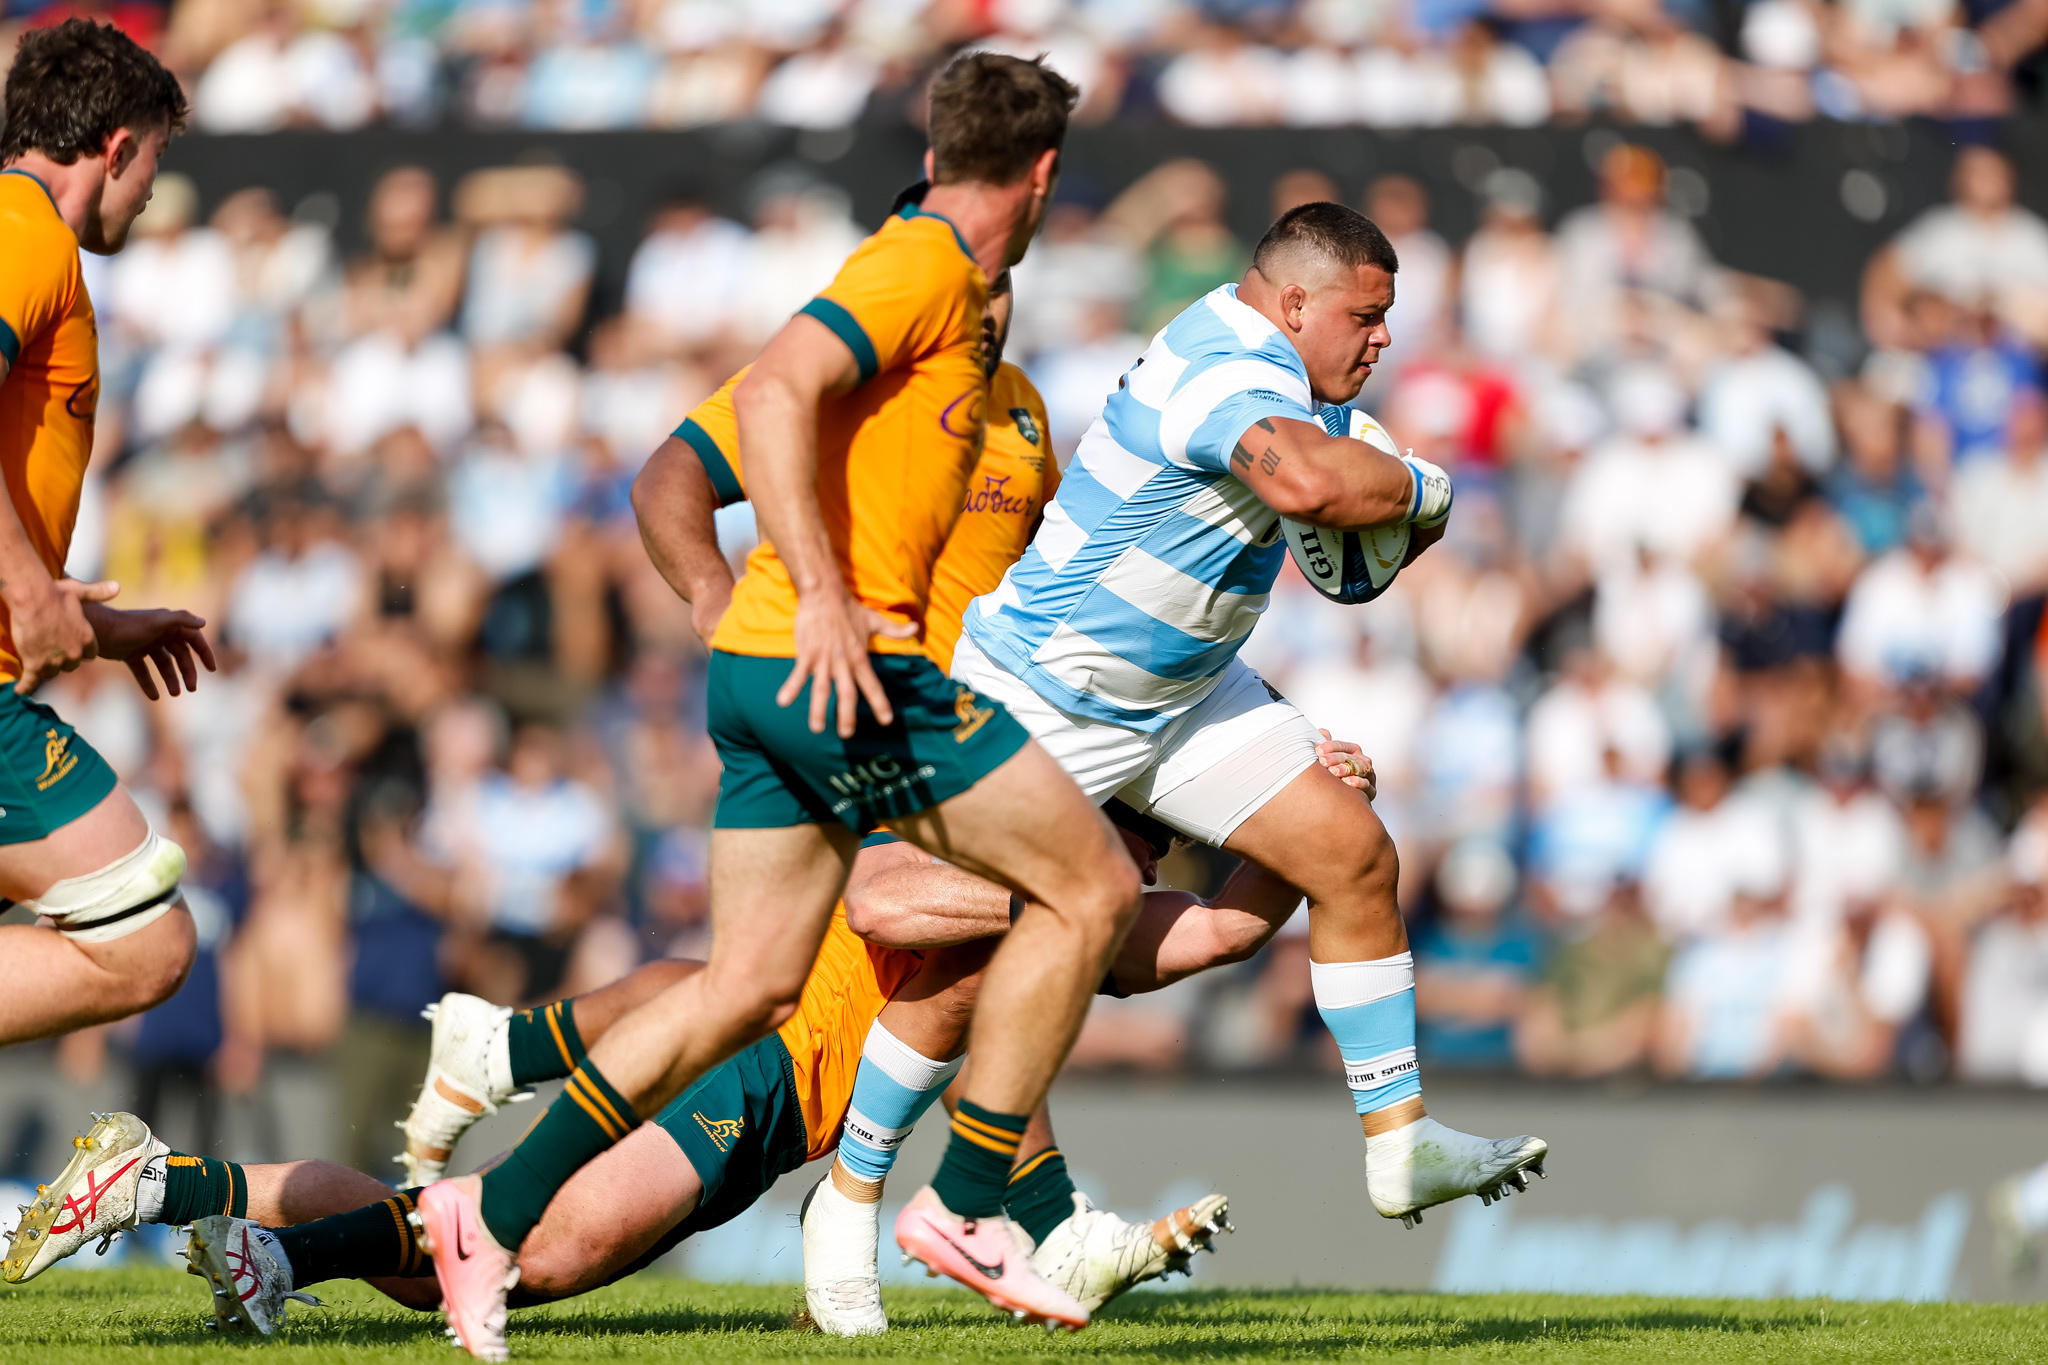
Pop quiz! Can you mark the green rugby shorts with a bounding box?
[707,649,1029,835]
[0,689,117,845]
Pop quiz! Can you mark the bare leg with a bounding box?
[824,941,995,1206]
[241,1159,398,1227]
[512,1122,704,1302]
[221,1159,442,1309]
[887,741,1142,1118]
[1222,764,1402,961]
[565,959,700,1049]
[583,822,858,1116]
[0,788,196,1042]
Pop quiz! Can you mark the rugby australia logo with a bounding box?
[953,688,995,743]
[692,1113,745,1152]
[35,729,75,792]
[1008,407,1041,446]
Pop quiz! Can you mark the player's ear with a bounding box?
[1283,284,1309,330]
[102,125,136,175]
[1031,148,1060,199]
[923,148,936,182]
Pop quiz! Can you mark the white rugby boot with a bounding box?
[398,993,524,1185]
[4,1111,168,1282]
[186,1215,322,1335]
[1365,1116,1546,1227]
[799,1172,888,1336]
[1029,1191,1233,1311]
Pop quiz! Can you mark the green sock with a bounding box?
[931,1100,1027,1219]
[506,999,585,1087]
[1005,1147,1078,1246]
[273,1187,428,1286]
[159,1154,247,1224]
[478,1062,639,1249]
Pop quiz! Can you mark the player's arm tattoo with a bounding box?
[1230,418,1282,477]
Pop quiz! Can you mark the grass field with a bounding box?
[2,1269,2044,1363]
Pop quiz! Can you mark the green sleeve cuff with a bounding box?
[675,418,744,507]
[798,298,879,385]
[0,317,18,370]
[859,831,904,849]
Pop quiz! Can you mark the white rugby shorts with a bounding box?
[950,631,1322,846]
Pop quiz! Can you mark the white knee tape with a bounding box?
[22,833,187,944]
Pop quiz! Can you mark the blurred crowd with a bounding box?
[4,0,2042,136]
[24,125,2048,1172]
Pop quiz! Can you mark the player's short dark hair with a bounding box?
[1,19,187,165]
[927,52,1077,186]
[1251,201,1400,278]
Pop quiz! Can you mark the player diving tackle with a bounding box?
[399,52,1163,1353]
[7,760,1375,1334]
[4,250,1372,1341]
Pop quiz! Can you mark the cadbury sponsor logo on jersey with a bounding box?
[962,473,1034,517]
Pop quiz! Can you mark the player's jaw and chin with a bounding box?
[74,120,171,256]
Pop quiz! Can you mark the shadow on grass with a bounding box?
[1085,1291,1829,1352]
[125,1288,1833,1357]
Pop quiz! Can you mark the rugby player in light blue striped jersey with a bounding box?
[954,201,1548,1226]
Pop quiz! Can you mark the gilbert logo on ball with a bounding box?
[1281,408,1413,605]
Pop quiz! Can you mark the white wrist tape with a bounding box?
[1402,456,1453,529]
[21,832,186,943]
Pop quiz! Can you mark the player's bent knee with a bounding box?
[1359,821,1399,889]
[513,1241,593,1300]
[129,907,196,1010]
[27,833,189,947]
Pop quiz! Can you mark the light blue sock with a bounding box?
[1311,953,1423,1115]
[835,1020,962,1182]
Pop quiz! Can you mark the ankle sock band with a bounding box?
[1312,953,1423,1115]
[836,1022,962,1183]
[507,999,585,1087]
[158,1154,247,1224]
[1004,1146,1077,1247]
[931,1100,1027,1219]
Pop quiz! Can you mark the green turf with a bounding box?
[1,1268,2041,1363]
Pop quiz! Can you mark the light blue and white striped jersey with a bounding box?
[962,284,1331,732]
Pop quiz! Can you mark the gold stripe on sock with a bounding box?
[393,1191,420,1274]
[546,1003,576,1071]
[570,1067,632,1136]
[562,1075,623,1142]
[950,1117,1021,1157]
[383,1198,412,1274]
[952,1110,1024,1145]
[1361,1096,1427,1138]
[1008,1147,1060,1185]
[221,1161,237,1216]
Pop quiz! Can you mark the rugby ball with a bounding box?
[1281,408,1410,605]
